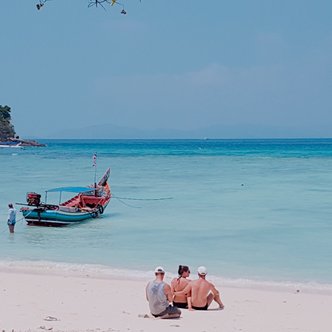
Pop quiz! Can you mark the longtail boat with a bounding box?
[0,142,22,148]
[20,168,111,226]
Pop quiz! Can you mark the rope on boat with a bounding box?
[1,195,172,226]
[17,210,34,222]
[113,197,142,209]
[112,196,173,201]
[0,209,32,233]
[112,195,173,209]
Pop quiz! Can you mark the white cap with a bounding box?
[197,266,207,275]
[154,266,165,274]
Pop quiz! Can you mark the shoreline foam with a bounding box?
[1,259,332,295]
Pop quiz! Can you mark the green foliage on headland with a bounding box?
[0,105,45,146]
[0,105,16,140]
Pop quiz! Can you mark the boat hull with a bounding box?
[22,209,99,226]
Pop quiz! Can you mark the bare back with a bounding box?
[171,277,190,303]
[186,279,219,307]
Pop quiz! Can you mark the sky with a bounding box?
[0,0,331,138]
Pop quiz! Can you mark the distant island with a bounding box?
[0,105,45,147]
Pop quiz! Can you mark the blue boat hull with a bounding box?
[22,209,98,226]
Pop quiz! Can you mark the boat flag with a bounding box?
[92,153,97,167]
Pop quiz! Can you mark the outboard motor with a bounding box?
[26,192,41,206]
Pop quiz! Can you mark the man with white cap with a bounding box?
[176,266,224,311]
[146,266,181,318]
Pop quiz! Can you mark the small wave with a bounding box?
[0,260,155,281]
[1,259,332,295]
[210,275,332,295]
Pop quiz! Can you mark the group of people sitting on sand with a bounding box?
[146,265,224,319]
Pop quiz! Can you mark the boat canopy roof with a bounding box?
[46,186,94,193]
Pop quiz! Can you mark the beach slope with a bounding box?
[0,268,331,332]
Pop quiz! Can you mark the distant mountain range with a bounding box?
[48,123,192,139]
[42,122,332,139]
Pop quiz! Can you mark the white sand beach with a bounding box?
[1,266,331,332]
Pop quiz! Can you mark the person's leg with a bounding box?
[207,292,223,309]
[159,313,181,319]
[160,306,181,319]
[9,224,15,233]
[207,292,214,308]
[172,301,188,309]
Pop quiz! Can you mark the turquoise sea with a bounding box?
[1,139,332,289]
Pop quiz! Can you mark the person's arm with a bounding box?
[187,296,193,311]
[210,284,224,309]
[164,283,174,304]
[170,279,177,301]
[145,284,149,301]
[170,279,176,293]
[174,282,191,297]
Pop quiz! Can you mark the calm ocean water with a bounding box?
[1,139,332,288]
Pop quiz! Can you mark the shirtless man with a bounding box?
[146,266,181,318]
[179,266,224,311]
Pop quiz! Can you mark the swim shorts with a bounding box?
[192,304,208,310]
[152,305,181,317]
[173,301,188,309]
